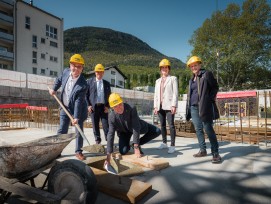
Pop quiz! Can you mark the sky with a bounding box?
[32,0,270,63]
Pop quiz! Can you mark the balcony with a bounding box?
[0,31,13,43]
[0,50,14,61]
[0,12,13,25]
[0,0,14,6]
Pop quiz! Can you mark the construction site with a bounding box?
[0,69,271,203]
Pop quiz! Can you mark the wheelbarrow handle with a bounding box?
[48,87,91,146]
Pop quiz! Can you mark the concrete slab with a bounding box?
[1,127,271,204]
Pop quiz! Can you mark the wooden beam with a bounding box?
[91,167,152,203]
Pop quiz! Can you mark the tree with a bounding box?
[189,0,271,91]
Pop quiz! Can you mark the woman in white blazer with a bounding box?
[154,59,178,154]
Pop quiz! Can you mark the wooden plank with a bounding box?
[91,167,152,204]
[119,153,169,170]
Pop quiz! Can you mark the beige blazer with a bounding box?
[154,75,178,111]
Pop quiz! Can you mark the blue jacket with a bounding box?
[53,68,88,121]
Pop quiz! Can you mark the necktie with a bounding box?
[97,80,102,102]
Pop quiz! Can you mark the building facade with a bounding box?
[0,0,64,77]
[0,0,14,70]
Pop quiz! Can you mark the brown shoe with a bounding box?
[212,153,222,163]
[75,152,86,161]
[193,150,207,157]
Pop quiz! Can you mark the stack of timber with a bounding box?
[175,120,196,138]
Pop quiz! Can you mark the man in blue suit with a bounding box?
[49,54,88,161]
[86,64,111,144]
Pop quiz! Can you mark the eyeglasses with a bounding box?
[70,63,83,69]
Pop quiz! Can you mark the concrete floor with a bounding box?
[1,127,271,204]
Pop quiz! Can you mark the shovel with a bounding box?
[47,87,91,146]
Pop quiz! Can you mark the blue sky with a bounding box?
[33,0,270,63]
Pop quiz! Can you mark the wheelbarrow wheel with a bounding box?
[48,159,98,204]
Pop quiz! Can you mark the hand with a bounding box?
[133,145,143,158]
[171,106,176,114]
[104,106,109,113]
[72,118,78,125]
[154,108,158,115]
[49,88,56,96]
[88,106,93,113]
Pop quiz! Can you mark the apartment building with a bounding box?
[0,0,64,77]
[0,0,14,70]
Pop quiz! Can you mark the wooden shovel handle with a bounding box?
[48,87,90,145]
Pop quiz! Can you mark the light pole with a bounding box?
[216,50,219,83]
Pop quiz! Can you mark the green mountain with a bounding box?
[64,26,185,67]
[63,26,186,89]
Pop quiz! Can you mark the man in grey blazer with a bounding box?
[86,64,111,144]
[49,54,88,161]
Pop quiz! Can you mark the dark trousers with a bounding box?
[57,109,84,153]
[118,123,161,155]
[90,104,109,142]
[158,108,176,146]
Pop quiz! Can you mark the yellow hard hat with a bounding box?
[187,56,202,67]
[94,64,105,72]
[159,59,171,68]
[69,54,85,65]
[109,93,123,108]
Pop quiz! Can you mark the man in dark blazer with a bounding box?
[49,54,88,161]
[185,56,221,164]
[86,64,111,144]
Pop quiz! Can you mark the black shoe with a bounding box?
[212,153,222,163]
[193,150,207,157]
[95,139,101,144]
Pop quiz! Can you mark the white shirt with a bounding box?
[63,73,80,106]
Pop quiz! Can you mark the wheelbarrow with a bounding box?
[0,133,98,204]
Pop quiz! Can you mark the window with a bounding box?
[50,56,58,62]
[0,63,8,69]
[41,69,45,75]
[32,51,37,63]
[50,41,58,48]
[25,16,30,29]
[32,35,37,48]
[111,71,116,75]
[111,79,115,86]
[50,70,58,77]
[41,53,45,59]
[32,67,37,74]
[118,81,123,86]
[46,25,57,39]
[41,38,45,44]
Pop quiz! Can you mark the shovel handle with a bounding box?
[48,87,90,145]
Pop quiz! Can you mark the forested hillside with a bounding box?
[64,26,188,92]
